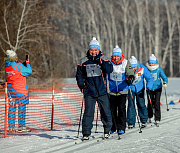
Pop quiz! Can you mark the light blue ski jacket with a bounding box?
[146,60,168,91]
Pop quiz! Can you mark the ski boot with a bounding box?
[82,134,90,141]
[18,127,31,133]
[141,123,147,128]
[118,130,124,135]
[104,130,110,139]
[9,127,16,133]
[128,125,134,129]
[149,117,153,123]
[154,121,160,127]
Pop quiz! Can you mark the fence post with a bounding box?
[4,82,7,138]
[51,85,55,131]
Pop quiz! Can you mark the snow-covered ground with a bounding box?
[0,78,180,153]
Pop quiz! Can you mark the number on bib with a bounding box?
[86,64,101,77]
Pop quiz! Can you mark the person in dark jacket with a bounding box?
[146,54,168,126]
[76,37,113,140]
[5,50,32,133]
[107,45,134,135]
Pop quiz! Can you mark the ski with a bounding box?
[74,135,98,144]
[74,133,122,144]
[96,134,115,142]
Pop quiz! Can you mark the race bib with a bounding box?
[132,76,141,85]
[110,72,122,81]
[151,73,157,81]
[86,64,101,77]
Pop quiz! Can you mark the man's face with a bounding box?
[89,48,100,57]
[112,56,121,61]
[132,67,137,72]
[148,63,155,66]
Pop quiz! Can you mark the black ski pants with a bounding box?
[82,94,112,135]
[147,88,162,121]
[109,94,127,132]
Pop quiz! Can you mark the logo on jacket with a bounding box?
[6,71,15,76]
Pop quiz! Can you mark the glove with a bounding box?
[94,56,102,65]
[125,75,135,85]
[79,85,87,92]
[163,82,167,88]
[146,88,151,95]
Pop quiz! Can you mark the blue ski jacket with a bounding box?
[76,51,113,97]
[146,60,168,91]
[130,62,153,93]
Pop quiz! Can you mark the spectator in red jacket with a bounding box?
[5,50,32,133]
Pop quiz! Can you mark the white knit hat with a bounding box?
[129,56,138,67]
[89,37,100,50]
[6,50,17,57]
[112,45,122,57]
[149,54,156,63]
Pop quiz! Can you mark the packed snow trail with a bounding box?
[35,111,180,153]
[2,104,180,153]
[0,78,180,153]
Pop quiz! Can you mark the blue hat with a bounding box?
[129,56,138,67]
[89,37,100,50]
[149,54,156,63]
[112,45,122,57]
[6,50,17,57]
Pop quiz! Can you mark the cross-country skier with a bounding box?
[146,54,168,126]
[5,50,32,133]
[127,56,153,129]
[107,45,134,135]
[76,37,113,140]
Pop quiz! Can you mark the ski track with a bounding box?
[61,112,180,153]
[2,106,178,153]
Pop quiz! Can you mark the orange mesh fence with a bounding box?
[0,82,6,138]
[0,83,100,138]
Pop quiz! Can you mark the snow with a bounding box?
[0,78,180,153]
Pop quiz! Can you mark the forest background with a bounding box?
[0,0,179,84]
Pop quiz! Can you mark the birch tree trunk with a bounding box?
[145,0,151,58]
[154,0,160,62]
[135,0,144,63]
[163,0,176,76]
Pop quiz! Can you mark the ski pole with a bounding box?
[146,90,155,117]
[128,86,142,133]
[95,106,98,133]
[76,93,84,138]
[164,87,169,111]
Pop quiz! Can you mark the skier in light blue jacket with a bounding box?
[127,56,153,129]
[146,54,168,126]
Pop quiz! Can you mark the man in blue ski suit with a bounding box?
[146,54,168,126]
[76,37,113,140]
[5,50,32,133]
[127,56,153,129]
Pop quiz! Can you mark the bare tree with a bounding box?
[161,0,177,76]
[135,0,144,63]
[154,0,160,62]
[0,0,50,53]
